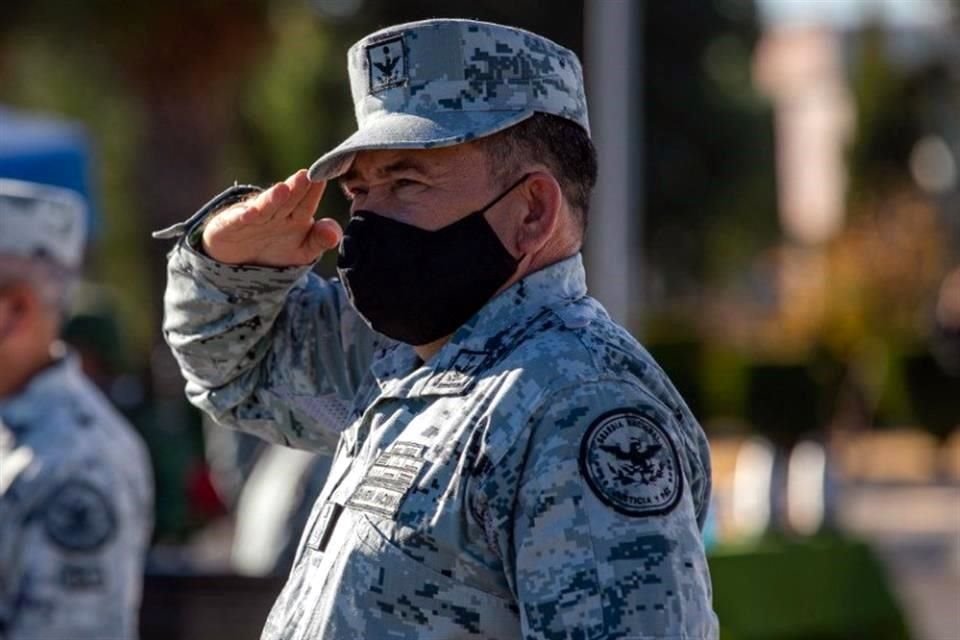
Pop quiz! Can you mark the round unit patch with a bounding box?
[43,481,117,552]
[579,410,683,517]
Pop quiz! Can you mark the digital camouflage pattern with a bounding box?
[308,19,590,181]
[161,184,718,639]
[0,357,153,640]
[0,179,87,271]
[162,16,716,638]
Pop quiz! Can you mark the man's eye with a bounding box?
[340,185,364,201]
[394,178,420,189]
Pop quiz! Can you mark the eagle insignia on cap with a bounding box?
[367,36,407,93]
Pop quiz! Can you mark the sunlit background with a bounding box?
[1,1,958,638]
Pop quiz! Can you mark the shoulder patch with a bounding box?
[42,481,117,552]
[579,410,683,517]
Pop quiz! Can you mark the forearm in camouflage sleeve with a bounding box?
[160,195,383,452]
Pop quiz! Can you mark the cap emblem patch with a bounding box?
[367,36,407,93]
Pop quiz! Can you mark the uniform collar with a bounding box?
[0,355,81,431]
[370,253,587,398]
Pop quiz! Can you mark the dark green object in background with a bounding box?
[745,364,823,449]
[710,536,912,640]
[903,352,960,440]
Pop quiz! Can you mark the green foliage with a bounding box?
[710,535,913,640]
[236,4,354,180]
[0,29,152,358]
[644,0,778,296]
[845,25,915,207]
[702,345,750,421]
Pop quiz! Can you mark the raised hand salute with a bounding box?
[201,169,341,267]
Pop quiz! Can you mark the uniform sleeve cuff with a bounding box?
[170,239,314,298]
[152,184,262,241]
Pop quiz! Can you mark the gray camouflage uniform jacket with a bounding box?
[162,189,719,639]
[0,356,153,640]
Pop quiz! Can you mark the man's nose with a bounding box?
[348,186,384,214]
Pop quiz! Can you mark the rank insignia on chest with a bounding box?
[423,350,489,395]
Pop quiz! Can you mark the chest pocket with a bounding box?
[338,512,519,638]
[345,442,430,520]
[347,395,489,536]
[297,438,435,566]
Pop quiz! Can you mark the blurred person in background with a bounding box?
[0,178,153,639]
[157,18,716,640]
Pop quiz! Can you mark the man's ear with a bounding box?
[0,285,32,342]
[515,171,563,255]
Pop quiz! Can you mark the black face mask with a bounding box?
[336,174,530,346]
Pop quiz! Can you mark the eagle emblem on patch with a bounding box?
[366,36,407,93]
[43,481,117,551]
[579,410,682,517]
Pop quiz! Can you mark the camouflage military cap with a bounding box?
[0,178,87,270]
[308,18,590,181]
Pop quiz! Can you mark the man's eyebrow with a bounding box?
[339,157,432,184]
[379,158,432,177]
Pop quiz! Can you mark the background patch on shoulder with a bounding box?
[579,410,683,517]
[43,481,117,552]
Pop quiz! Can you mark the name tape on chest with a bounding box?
[304,440,431,554]
[346,441,427,518]
[60,563,105,590]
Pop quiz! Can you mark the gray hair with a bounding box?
[0,253,78,316]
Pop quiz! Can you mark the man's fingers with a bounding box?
[289,179,327,221]
[274,169,313,218]
[245,170,303,223]
[242,169,305,222]
[301,218,343,257]
[237,181,291,226]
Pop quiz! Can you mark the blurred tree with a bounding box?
[641,0,779,427]
[644,0,778,309]
[0,0,277,540]
[0,0,273,363]
[845,25,916,207]
[0,25,148,356]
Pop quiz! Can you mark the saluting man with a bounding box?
[158,18,718,639]
[0,179,153,639]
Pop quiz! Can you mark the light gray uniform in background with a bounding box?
[159,18,718,640]
[0,358,153,639]
[0,178,154,639]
